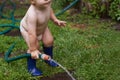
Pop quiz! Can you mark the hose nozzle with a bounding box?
[40,54,51,60]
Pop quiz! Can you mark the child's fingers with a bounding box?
[31,50,39,59]
[60,21,66,26]
[57,22,61,26]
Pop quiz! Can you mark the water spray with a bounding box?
[41,54,76,80]
[50,59,76,80]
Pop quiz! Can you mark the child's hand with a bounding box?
[54,19,66,27]
[31,50,40,59]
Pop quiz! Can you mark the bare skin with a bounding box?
[20,0,66,59]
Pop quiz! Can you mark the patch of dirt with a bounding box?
[41,72,74,80]
[71,23,87,29]
[4,30,21,37]
[112,23,120,31]
[0,53,4,58]
[14,15,24,18]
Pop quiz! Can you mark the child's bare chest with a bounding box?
[37,10,50,25]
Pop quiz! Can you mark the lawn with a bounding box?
[0,2,120,80]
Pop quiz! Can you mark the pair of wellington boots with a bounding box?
[27,46,58,76]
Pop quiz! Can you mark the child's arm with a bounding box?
[50,8,66,26]
[26,13,40,59]
[50,9,58,22]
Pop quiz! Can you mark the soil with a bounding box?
[4,29,21,37]
[0,53,4,58]
[41,72,73,80]
[71,23,87,29]
[112,23,120,31]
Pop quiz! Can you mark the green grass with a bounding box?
[0,3,120,80]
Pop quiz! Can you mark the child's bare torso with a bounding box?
[21,5,51,36]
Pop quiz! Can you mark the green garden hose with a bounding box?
[0,0,19,35]
[0,0,16,20]
[56,0,80,16]
[0,24,19,34]
[5,42,51,63]
[0,27,13,35]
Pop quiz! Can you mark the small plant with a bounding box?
[109,0,120,21]
[82,0,110,18]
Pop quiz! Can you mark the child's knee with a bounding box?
[43,38,54,46]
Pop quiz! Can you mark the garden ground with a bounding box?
[0,2,120,80]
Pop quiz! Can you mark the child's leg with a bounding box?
[42,27,58,67]
[20,26,42,76]
[42,27,54,47]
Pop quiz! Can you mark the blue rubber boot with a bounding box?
[43,46,58,67]
[27,57,43,76]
